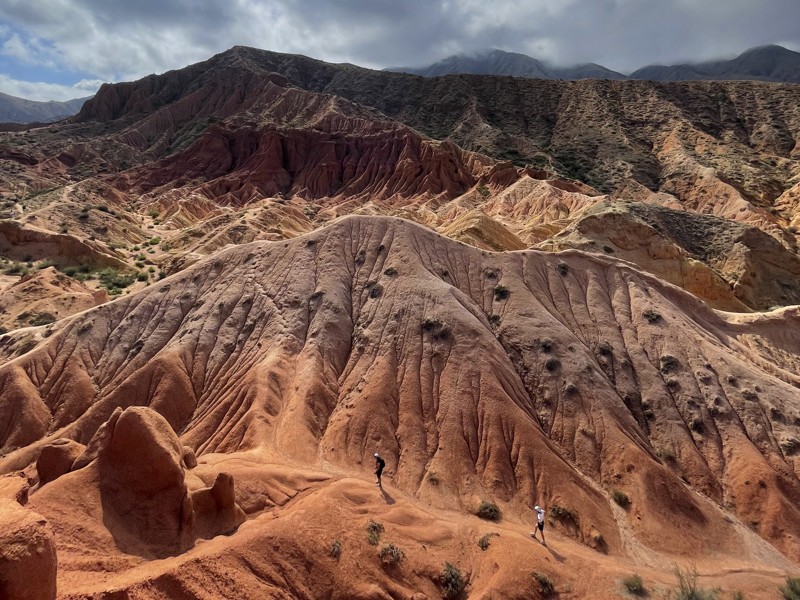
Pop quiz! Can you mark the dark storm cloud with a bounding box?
[1,0,799,99]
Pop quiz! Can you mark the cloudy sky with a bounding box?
[1,0,799,101]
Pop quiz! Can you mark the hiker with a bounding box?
[531,505,546,544]
[374,452,385,487]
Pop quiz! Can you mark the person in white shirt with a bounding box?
[531,505,546,544]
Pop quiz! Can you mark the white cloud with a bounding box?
[0,74,100,101]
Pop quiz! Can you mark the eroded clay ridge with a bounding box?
[1,215,799,559]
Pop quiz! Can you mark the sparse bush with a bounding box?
[556,262,569,276]
[422,318,450,340]
[148,209,160,218]
[622,573,645,596]
[477,185,490,198]
[477,533,497,551]
[550,504,576,523]
[658,446,677,462]
[673,564,718,600]
[643,309,662,324]
[426,471,440,485]
[544,358,559,373]
[603,245,615,254]
[441,562,466,599]
[564,383,578,396]
[136,272,148,282]
[660,355,680,373]
[612,489,630,508]
[476,500,501,521]
[366,520,384,546]
[597,341,613,356]
[329,539,341,559]
[532,571,555,596]
[378,543,404,566]
[488,314,501,326]
[494,285,510,300]
[30,312,56,327]
[732,592,745,600]
[384,266,397,276]
[781,577,800,600]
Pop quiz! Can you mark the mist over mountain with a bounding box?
[389,45,800,82]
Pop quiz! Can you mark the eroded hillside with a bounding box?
[1,216,799,597]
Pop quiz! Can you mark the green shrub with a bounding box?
[494,285,510,300]
[366,520,384,546]
[441,562,466,599]
[550,504,576,522]
[622,573,645,596]
[612,489,630,508]
[532,571,555,596]
[378,543,404,566]
[98,268,135,291]
[673,564,718,600]
[329,539,341,559]
[30,312,56,327]
[136,272,148,282]
[477,185,490,198]
[781,577,800,600]
[476,500,501,522]
[477,533,497,551]
[643,309,662,324]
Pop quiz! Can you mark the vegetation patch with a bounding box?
[329,540,341,559]
[673,564,718,600]
[622,573,645,596]
[781,577,800,600]
[378,543,404,566]
[366,520,384,546]
[494,285,510,300]
[475,500,501,522]
[441,562,466,599]
[549,503,577,523]
[477,532,498,551]
[643,309,662,323]
[532,571,555,597]
[611,489,630,508]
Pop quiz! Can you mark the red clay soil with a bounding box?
[0,215,799,598]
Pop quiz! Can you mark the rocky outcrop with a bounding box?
[36,438,85,486]
[190,472,246,540]
[0,499,57,600]
[541,200,800,311]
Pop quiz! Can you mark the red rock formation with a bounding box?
[0,499,57,600]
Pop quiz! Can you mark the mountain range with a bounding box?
[389,44,800,82]
[0,92,90,125]
[0,45,799,599]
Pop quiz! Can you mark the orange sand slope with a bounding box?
[1,215,799,598]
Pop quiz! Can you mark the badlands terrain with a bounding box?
[0,46,799,599]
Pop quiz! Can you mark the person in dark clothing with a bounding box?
[374,452,385,486]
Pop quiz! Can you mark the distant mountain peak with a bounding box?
[631,44,800,82]
[388,45,800,83]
